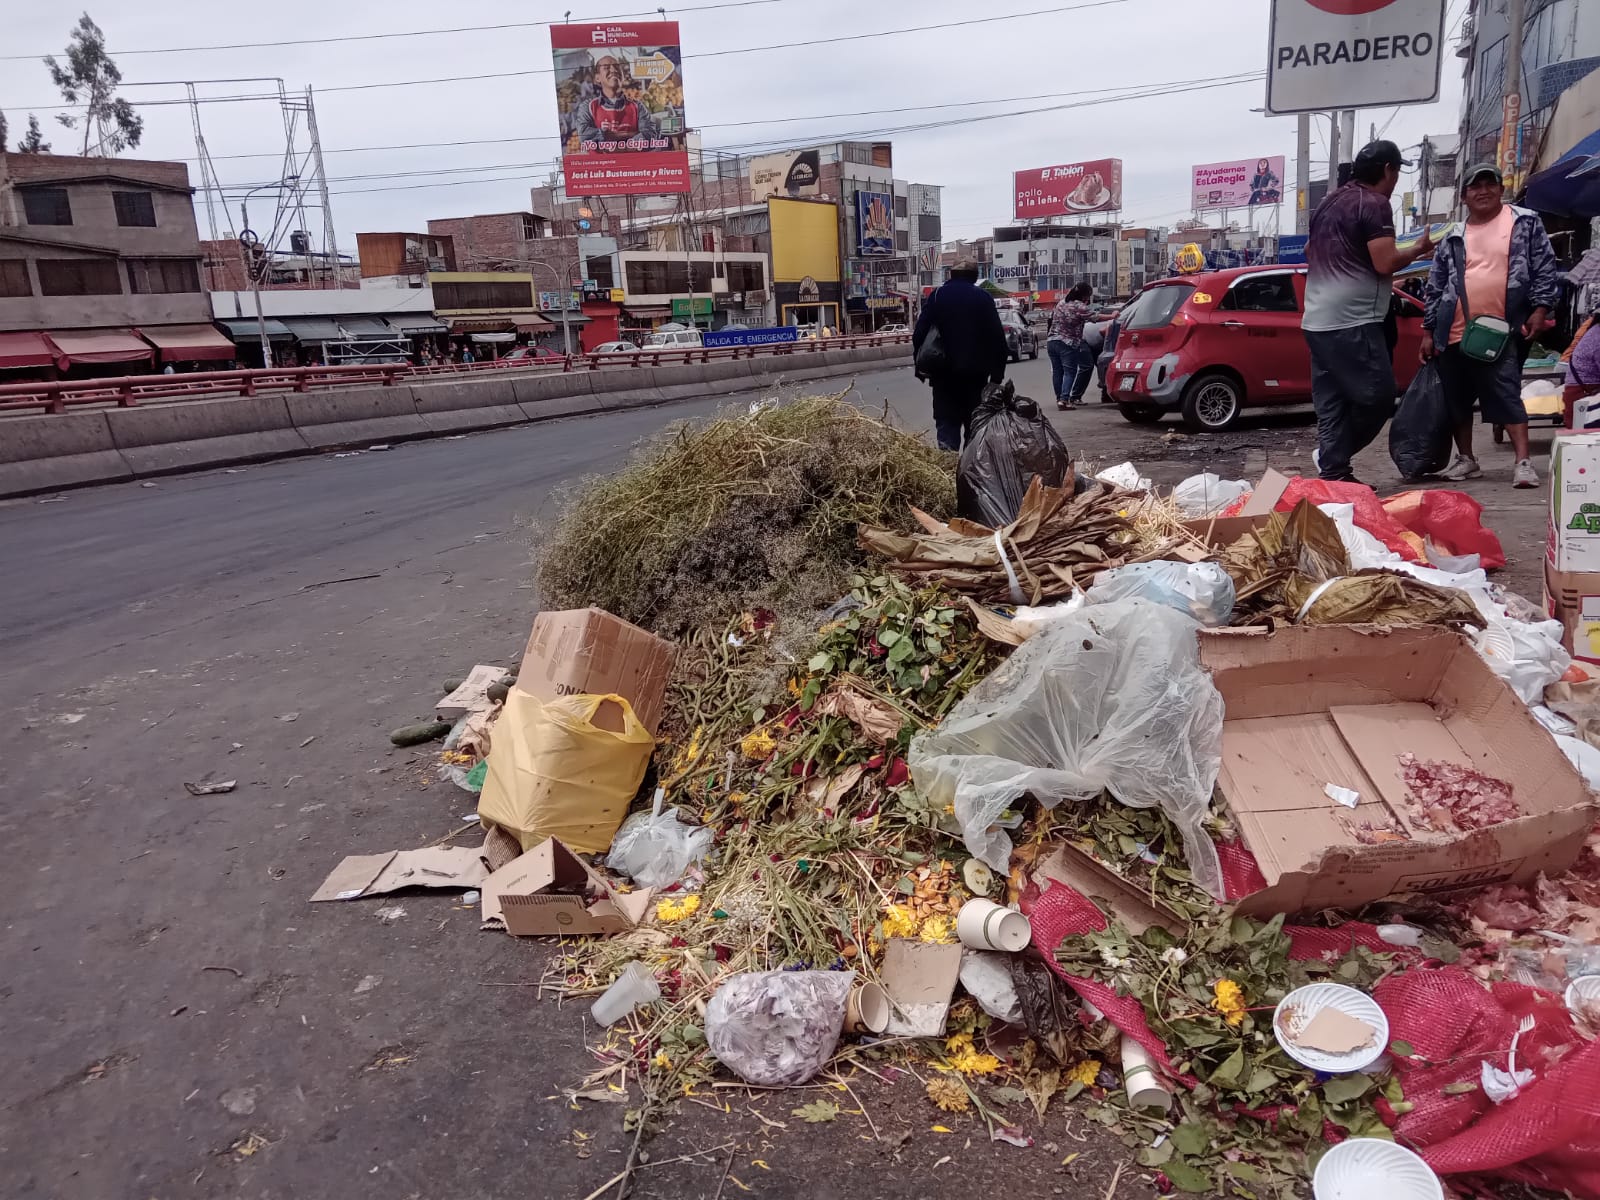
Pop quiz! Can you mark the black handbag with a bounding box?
[914,287,949,375]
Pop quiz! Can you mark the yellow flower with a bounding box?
[655,894,702,923]
[670,725,705,773]
[786,677,803,697]
[925,1074,970,1112]
[1067,1059,1101,1087]
[918,914,956,944]
[881,904,917,941]
[1212,979,1247,1027]
[740,727,776,761]
[943,1032,999,1076]
[652,1050,672,1070]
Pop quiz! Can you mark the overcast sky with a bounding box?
[0,0,1469,244]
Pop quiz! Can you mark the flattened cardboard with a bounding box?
[1544,559,1600,666]
[481,836,652,936]
[1293,1007,1378,1055]
[310,846,487,902]
[518,608,675,735]
[436,663,504,721]
[1179,468,1293,548]
[880,939,963,1037]
[1033,844,1186,935]
[1200,625,1597,917]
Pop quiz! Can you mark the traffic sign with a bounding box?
[1265,0,1446,115]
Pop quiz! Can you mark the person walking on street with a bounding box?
[1046,283,1095,410]
[913,259,1009,450]
[1421,163,1558,489]
[1302,140,1434,482]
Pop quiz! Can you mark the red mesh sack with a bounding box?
[1273,476,1424,561]
[1381,489,1507,570]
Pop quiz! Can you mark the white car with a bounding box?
[644,328,704,350]
[592,341,639,354]
[879,323,909,334]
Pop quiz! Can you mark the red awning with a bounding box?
[0,331,54,370]
[136,323,236,363]
[44,329,154,371]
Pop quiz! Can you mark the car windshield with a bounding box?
[1120,284,1194,330]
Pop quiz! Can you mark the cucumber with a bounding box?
[390,720,452,747]
[486,680,512,704]
[440,678,464,695]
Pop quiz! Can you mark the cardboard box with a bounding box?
[309,846,487,902]
[1545,559,1600,667]
[1177,468,1292,549]
[1200,624,1595,917]
[518,608,675,735]
[436,663,505,721]
[480,837,652,936]
[1549,432,1600,572]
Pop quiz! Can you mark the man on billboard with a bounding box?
[573,53,660,151]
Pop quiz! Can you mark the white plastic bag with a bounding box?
[960,950,1024,1023]
[1084,561,1235,626]
[705,970,852,1086]
[1171,472,1250,517]
[1473,617,1571,707]
[605,790,713,889]
[1556,734,1600,791]
[908,600,1224,898]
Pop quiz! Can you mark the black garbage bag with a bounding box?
[1389,362,1452,481]
[956,380,1072,526]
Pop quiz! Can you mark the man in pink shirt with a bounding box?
[1421,164,1560,488]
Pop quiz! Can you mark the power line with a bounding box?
[0,0,783,60]
[5,0,1131,107]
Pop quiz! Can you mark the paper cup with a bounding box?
[844,981,890,1035]
[1119,1035,1171,1111]
[1273,983,1389,1073]
[956,899,1030,953]
[1313,1137,1442,1200]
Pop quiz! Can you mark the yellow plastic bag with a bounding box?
[477,689,655,855]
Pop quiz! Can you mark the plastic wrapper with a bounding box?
[1095,461,1151,492]
[605,791,713,888]
[1084,560,1235,625]
[961,950,1024,1023]
[908,600,1224,898]
[1389,362,1453,481]
[1382,488,1507,570]
[957,380,1072,527]
[1171,472,1250,517]
[704,970,852,1086]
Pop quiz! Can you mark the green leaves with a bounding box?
[1136,1140,1174,1166]
[1207,1047,1246,1089]
[1389,1039,1415,1059]
[1169,1124,1211,1158]
[790,1099,839,1123]
[1320,1074,1374,1105]
[1162,1158,1213,1193]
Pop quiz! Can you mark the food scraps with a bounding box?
[1398,753,1518,832]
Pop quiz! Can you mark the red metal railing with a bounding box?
[0,334,911,415]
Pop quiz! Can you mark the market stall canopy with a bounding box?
[1524,127,1600,218]
[44,329,153,371]
[136,323,236,363]
[470,332,518,344]
[384,315,448,335]
[337,316,398,339]
[216,317,294,341]
[515,314,557,331]
[0,330,54,370]
[278,316,345,343]
[446,315,514,333]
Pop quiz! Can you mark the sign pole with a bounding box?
[1296,112,1311,234]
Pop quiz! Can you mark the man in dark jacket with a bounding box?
[913,260,1009,449]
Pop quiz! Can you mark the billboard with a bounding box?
[1013,159,1122,219]
[855,190,894,255]
[769,197,841,325]
[749,148,822,201]
[1266,0,1446,115]
[1191,156,1286,209]
[552,21,689,196]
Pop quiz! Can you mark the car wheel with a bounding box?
[1181,372,1242,431]
[1028,346,1039,360]
[1118,403,1163,425]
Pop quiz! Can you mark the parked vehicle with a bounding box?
[644,327,704,350]
[1105,265,1425,431]
[1001,314,1039,362]
[592,340,641,355]
[1094,307,1126,395]
[502,345,565,363]
[878,322,909,334]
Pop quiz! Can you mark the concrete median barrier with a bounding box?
[286,384,429,449]
[511,370,610,420]
[0,410,131,496]
[411,377,525,433]
[107,395,310,475]
[651,362,710,401]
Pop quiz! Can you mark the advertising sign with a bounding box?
[749,149,822,202]
[552,21,689,196]
[1191,156,1286,209]
[1266,0,1446,115]
[856,190,895,255]
[703,326,800,349]
[1013,159,1122,219]
[1277,233,1309,264]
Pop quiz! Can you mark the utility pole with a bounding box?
[1296,112,1311,234]
[1340,110,1357,158]
[1504,0,1526,186]
[1327,110,1340,192]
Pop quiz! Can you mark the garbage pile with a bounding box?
[318,398,1600,1200]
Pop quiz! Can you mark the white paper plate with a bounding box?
[1566,975,1600,1022]
[1273,983,1389,1073]
[1313,1138,1442,1200]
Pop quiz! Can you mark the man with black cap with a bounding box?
[913,259,1009,450]
[1420,163,1558,489]
[1302,139,1434,482]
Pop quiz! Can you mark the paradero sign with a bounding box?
[1265,0,1446,115]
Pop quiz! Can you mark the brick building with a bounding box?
[200,238,359,293]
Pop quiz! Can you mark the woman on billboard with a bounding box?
[1249,158,1282,206]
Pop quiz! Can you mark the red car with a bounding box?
[502,345,565,363]
[1107,264,1426,431]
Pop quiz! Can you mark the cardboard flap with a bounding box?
[1238,468,1291,517]
[310,853,396,902]
[481,837,651,936]
[881,940,963,1037]
[1034,844,1187,935]
[436,663,504,720]
[310,847,485,902]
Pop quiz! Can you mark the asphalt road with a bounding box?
[0,357,1552,1200]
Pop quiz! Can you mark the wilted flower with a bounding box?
[655,895,702,923]
[1160,947,1188,966]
